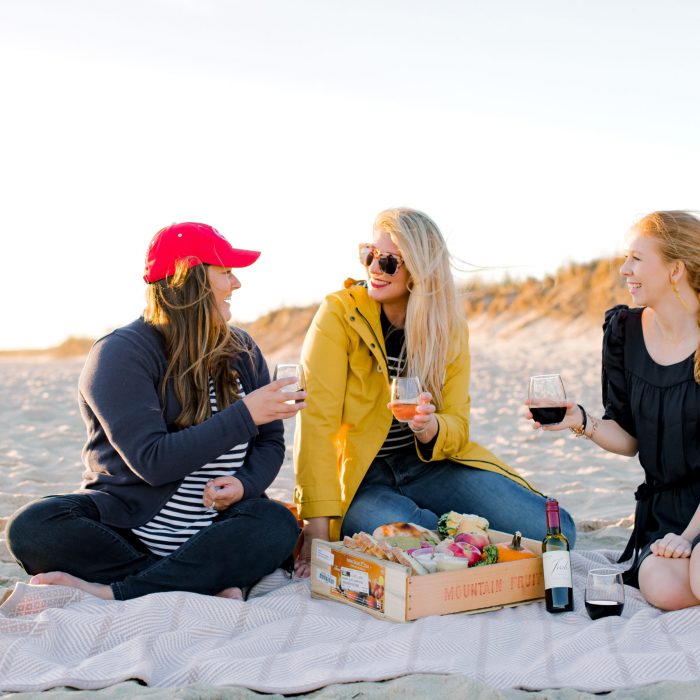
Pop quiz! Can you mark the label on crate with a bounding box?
[340,567,368,593]
[329,549,386,612]
[315,545,334,567]
[316,569,336,587]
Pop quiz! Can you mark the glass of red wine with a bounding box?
[528,374,567,425]
[585,568,625,620]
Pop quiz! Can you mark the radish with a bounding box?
[454,531,489,551]
[445,542,482,566]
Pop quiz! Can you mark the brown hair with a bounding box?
[636,210,700,383]
[144,261,250,428]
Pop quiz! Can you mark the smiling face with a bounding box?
[206,265,241,322]
[365,229,411,309]
[619,228,675,307]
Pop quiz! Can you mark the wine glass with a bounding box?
[390,376,421,422]
[585,568,625,620]
[528,374,567,425]
[273,363,306,404]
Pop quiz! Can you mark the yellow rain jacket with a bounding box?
[293,280,536,541]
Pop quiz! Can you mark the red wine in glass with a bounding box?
[585,600,624,620]
[585,568,624,620]
[530,406,567,424]
[528,374,567,425]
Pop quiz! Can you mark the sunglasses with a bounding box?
[358,244,405,276]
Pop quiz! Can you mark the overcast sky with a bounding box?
[1,0,699,349]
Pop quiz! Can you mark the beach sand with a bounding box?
[0,318,683,698]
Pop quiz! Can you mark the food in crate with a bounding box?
[344,512,536,575]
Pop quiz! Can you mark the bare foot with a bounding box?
[294,559,311,579]
[29,571,114,600]
[215,586,244,600]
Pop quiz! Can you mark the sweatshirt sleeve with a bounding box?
[80,328,262,487]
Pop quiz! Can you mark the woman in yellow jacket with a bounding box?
[293,208,575,575]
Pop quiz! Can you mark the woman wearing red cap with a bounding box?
[7,222,304,600]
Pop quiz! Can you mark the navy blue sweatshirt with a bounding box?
[77,317,284,528]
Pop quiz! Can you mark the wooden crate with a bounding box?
[310,529,544,622]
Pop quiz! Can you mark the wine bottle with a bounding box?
[542,497,574,612]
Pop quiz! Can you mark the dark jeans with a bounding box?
[341,451,577,546]
[6,493,299,600]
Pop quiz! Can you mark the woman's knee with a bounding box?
[6,498,58,560]
[241,499,299,551]
[6,494,99,572]
[341,488,437,538]
[639,557,695,611]
[687,544,700,601]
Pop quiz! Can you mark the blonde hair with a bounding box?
[144,261,250,428]
[636,210,700,383]
[373,208,462,407]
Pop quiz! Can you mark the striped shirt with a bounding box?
[132,379,248,557]
[376,311,415,457]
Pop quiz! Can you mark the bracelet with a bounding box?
[569,404,588,438]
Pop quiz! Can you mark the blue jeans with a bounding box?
[341,451,577,546]
[6,493,299,600]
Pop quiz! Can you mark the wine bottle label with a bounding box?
[542,551,572,589]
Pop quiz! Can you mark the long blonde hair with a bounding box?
[636,210,700,384]
[374,208,462,407]
[144,260,250,427]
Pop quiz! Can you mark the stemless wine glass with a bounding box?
[273,363,306,404]
[585,568,625,620]
[528,374,567,425]
[390,376,421,422]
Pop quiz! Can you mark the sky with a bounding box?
[1,0,699,350]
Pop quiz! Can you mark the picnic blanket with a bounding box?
[1,549,699,694]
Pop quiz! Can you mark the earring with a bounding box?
[672,283,691,312]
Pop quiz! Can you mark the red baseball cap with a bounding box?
[143,222,261,283]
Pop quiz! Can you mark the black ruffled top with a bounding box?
[602,305,700,584]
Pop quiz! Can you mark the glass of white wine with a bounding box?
[273,363,306,404]
[528,374,567,425]
[390,376,421,422]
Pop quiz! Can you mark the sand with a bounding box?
[0,318,679,698]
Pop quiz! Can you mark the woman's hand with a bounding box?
[294,516,330,578]
[408,392,438,442]
[203,476,244,512]
[651,533,692,558]
[386,391,438,443]
[524,399,580,432]
[242,377,306,425]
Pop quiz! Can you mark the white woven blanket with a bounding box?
[1,549,699,694]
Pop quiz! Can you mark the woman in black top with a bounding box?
[528,211,700,611]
